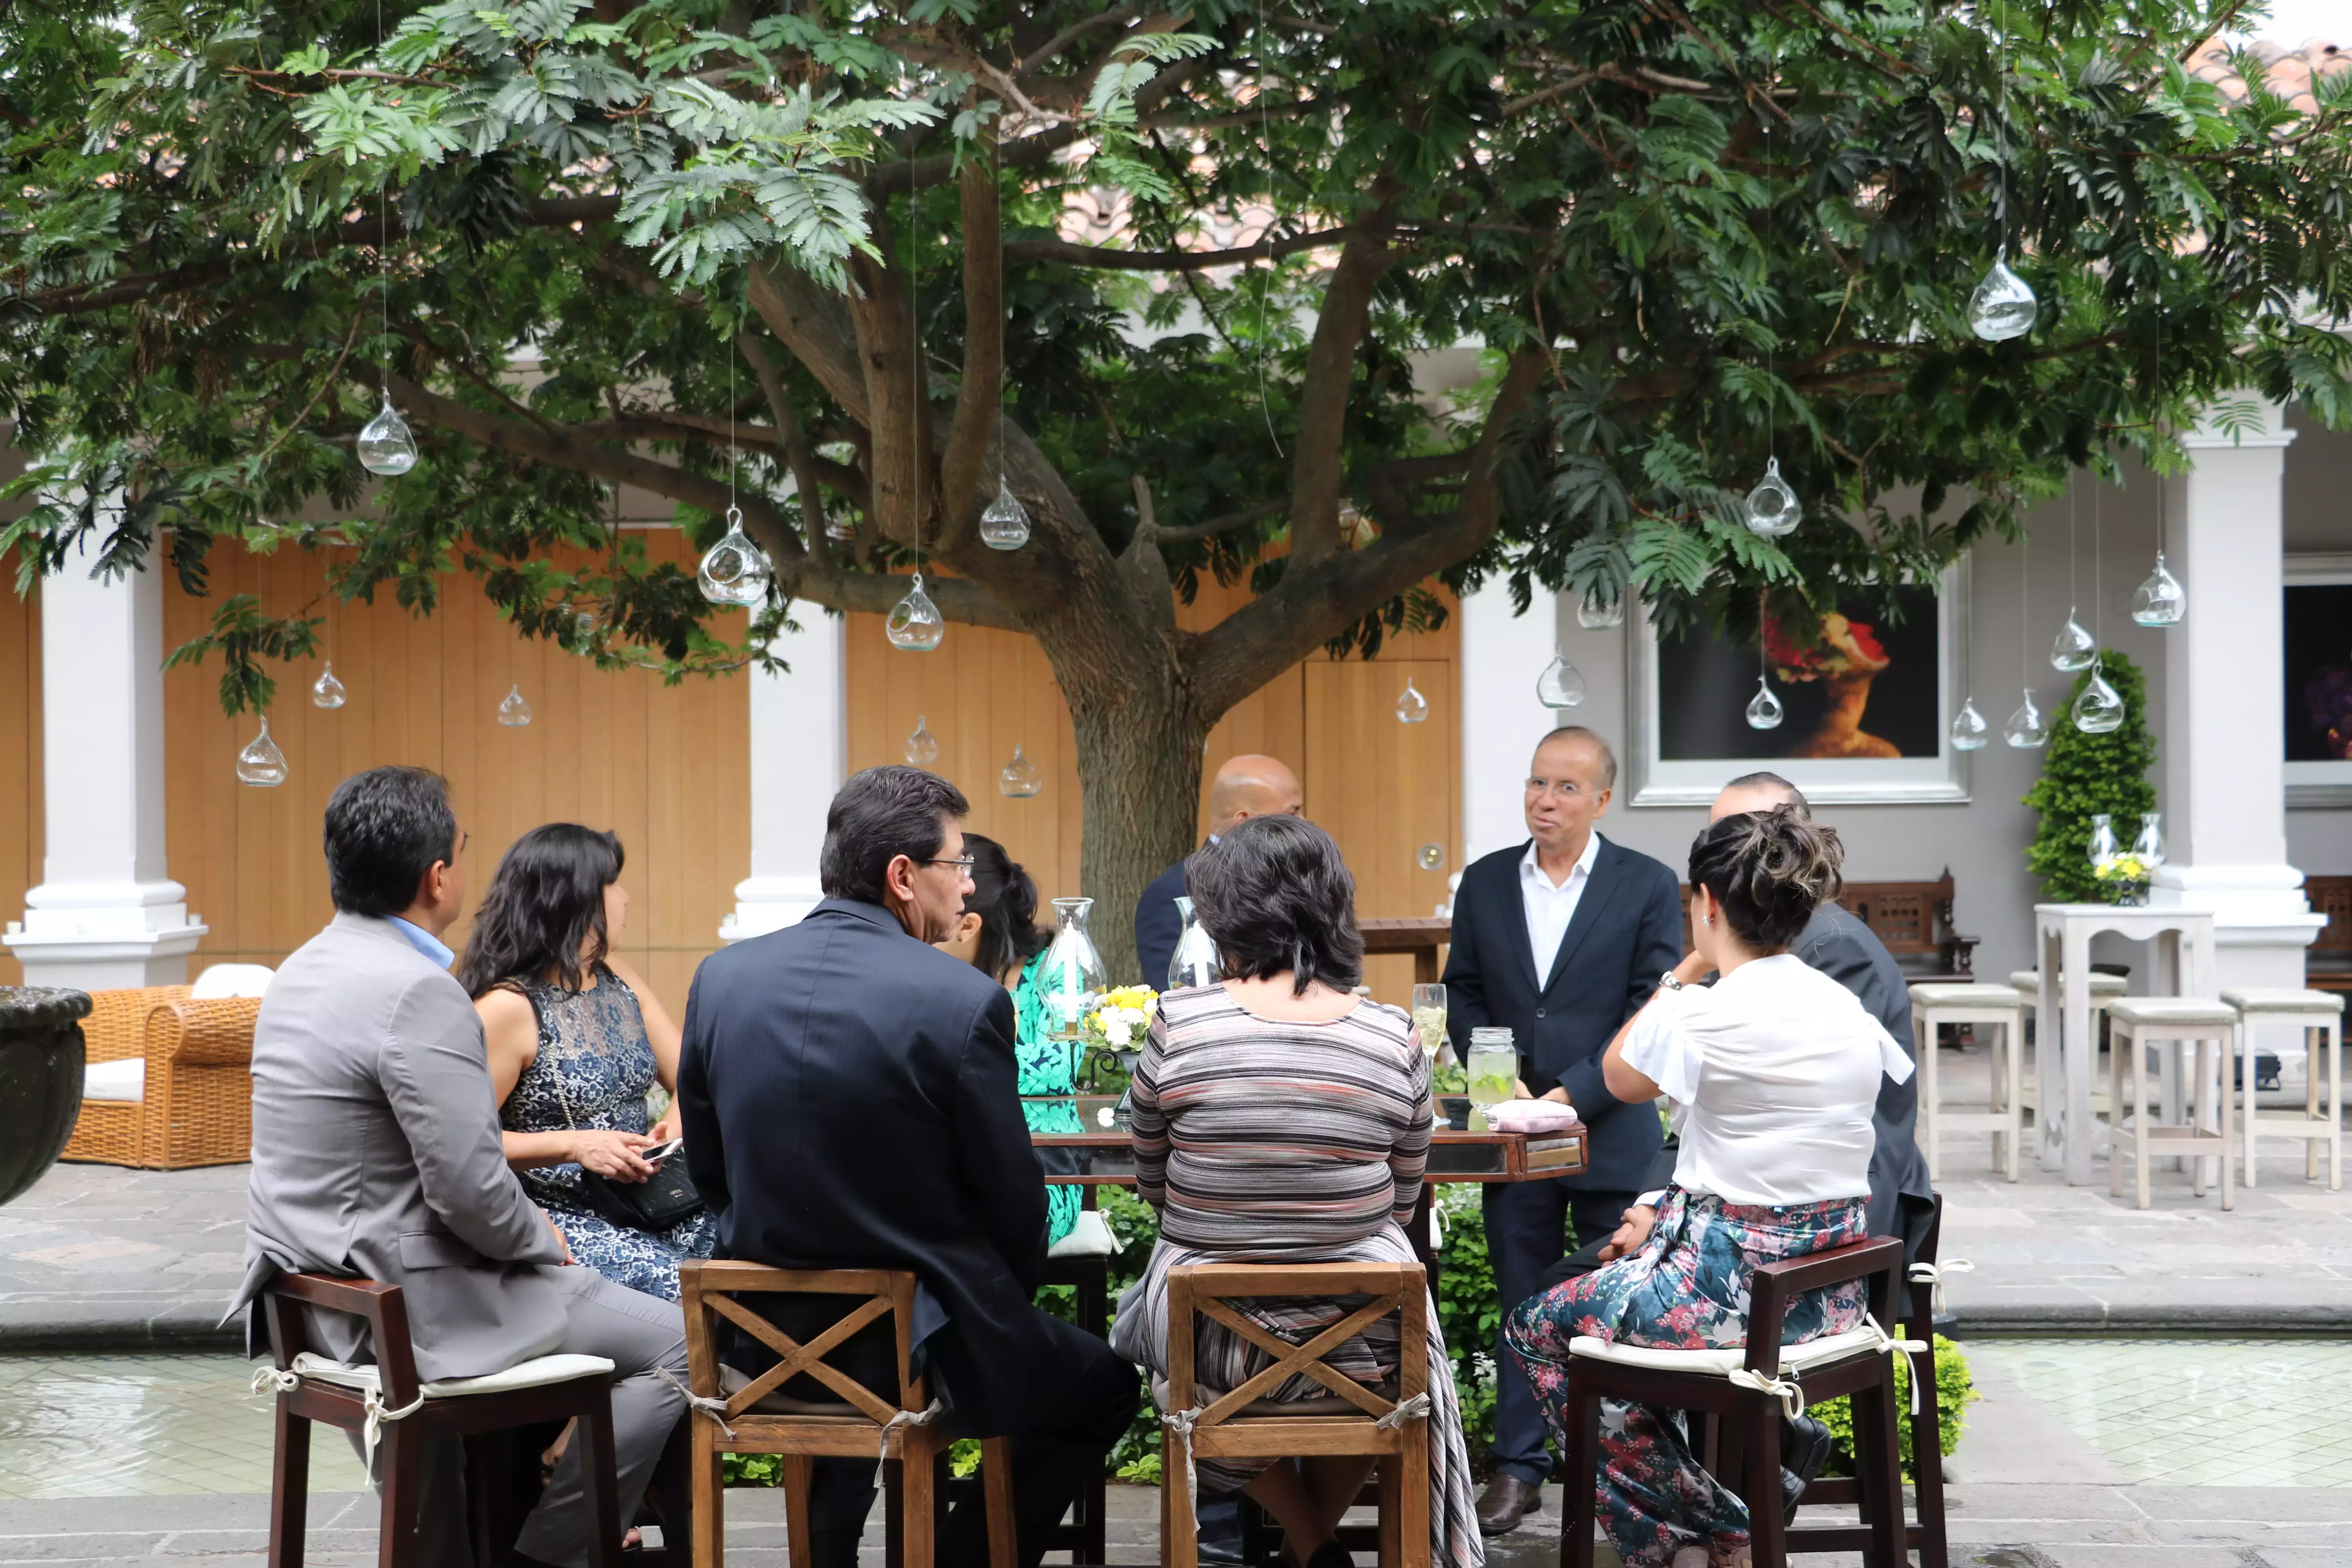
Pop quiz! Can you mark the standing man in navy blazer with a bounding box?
[1442,726,1683,1534]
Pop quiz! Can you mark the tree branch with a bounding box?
[1287,218,1398,569]
[1004,225,1355,272]
[938,132,1005,550]
[862,55,1213,193]
[735,330,839,559]
[1149,498,1287,544]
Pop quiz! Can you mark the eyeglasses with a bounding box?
[925,855,976,871]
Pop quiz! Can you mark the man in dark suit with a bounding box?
[1134,753,1304,986]
[1441,726,1684,1533]
[679,766,1138,1568]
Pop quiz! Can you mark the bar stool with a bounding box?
[2010,968,2127,1127]
[2106,997,2238,1210]
[1909,983,2026,1181]
[2224,987,2345,1190]
[677,1263,1016,1568]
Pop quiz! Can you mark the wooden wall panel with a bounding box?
[161,533,748,1013]
[0,567,39,988]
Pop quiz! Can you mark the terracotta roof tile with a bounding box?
[2189,36,2346,103]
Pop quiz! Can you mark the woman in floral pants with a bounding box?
[1504,806,1913,1568]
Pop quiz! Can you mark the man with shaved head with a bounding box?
[1134,753,1305,991]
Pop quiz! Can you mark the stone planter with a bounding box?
[0,987,92,1206]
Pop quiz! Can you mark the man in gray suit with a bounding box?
[230,766,688,1568]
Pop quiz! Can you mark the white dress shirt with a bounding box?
[1519,831,1602,984]
[1620,953,1913,1207]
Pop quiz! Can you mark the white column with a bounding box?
[1459,577,1566,869]
[719,606,847,941]
[2153,398,2326,989]
[4,540,206,988]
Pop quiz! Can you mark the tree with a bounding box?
[6,1,2352,974]
[2023,652,2158,903]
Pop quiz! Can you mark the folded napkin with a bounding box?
[1486,1098,1583,1134]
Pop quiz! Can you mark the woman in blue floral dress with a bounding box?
[934,833,1081,1247]
[1504,807,1914,1568]
[460,824,715,1302]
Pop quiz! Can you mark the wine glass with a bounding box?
[1411,983,1447,1058]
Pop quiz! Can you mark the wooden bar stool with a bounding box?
[1160,1261,1432,1568]
[1909,982,2026,1181]
[256,1272,626,1568]
[2010,968,2127,1132]
[2106,997,2238,1209]
[2225,987,2345,1190]
[1557,1237,1914,1568]
[678,1261,1015,1568]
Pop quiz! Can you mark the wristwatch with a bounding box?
[1657,969,1685,991]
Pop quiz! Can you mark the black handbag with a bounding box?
[538,987,706,1234]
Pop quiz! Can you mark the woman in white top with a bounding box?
[1503,806,1913,1568]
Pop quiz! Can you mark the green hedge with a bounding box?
[1809,1334,1976,1480]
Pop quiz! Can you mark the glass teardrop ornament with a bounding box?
[498,683,533,728]
[979,477,1033,551]
[1577,588,1626,629]
[1745,675,1785,730]
[696,508,773,606]
[885,572,945,652]
[1950,695,1990,751]
[999,744,1044,798]
[2003,690,2049,749]
[356,392,419,476]
[1743,457,1800,538]
[236,715,289,787]
[1535,651,1587,708]
[2072,665,2125,734]
[904,714,940,766]
[1967,253,2038,342]
[311,661,347,709]
[1396,677,1430,724]
[2130,552,2185,627]
[2049,610,2096,672]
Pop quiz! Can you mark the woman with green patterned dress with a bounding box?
[934,833,1082,1247]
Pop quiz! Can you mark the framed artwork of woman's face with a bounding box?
[1626,562,1974,806]
[2286,554,2352,807]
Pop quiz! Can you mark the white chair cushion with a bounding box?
[2105,997,2238,1028]
[1567,1325,1883,1377]
[1047,1210,1121,1258]
[82,1058,146,1103]
[191,964,274,1000]
[2009,970,2129,997]
[2221,987,2345,1016]
[291,1351,615,1399]
[1910,983,2022,1007]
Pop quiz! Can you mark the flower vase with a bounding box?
[2107,878,2151,907]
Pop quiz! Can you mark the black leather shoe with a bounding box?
[1196,1493,1245,1565]
[1475,1473,1544,1535]
[1780,1413,1835,1525]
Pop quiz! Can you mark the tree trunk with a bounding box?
[1066,686,1206,986]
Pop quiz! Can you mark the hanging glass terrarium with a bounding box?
[498,683,533,727]
[885,573,945,652]
[1949,696,1989,751]
[2049,610,2096,672]
[356,393,419,476]
[311,662,347,710]
[1576,588,1626,629]
[904,715,940,766]
[2130,553,2185,627]
[1535,650,1587,708]
[236,716,289,787]
[1396,677,1430,724]
[2072,662,2124,734]
[979,477,1033,551]
[696,507,773,606]
[1743,458,1800,538]
[2003,690,2049,749]
[1745,675,1785,730]
[999,745,1044,798]
[1967,251,2038,342]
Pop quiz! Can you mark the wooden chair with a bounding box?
[63,987,259,1169]
[1909,982,2026,1181]
[257,1272,626,1568]
[1679,877,1979,980]
[678,1261,1016,1568]
[1160,1261,1432,1568]
[1557,1237,1912,1568]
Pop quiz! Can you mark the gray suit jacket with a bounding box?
[229,912,568,1381]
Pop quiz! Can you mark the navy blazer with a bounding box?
[1442,835,1685,1192]
[677,898,1055,1432]
[1132,856,1191,990]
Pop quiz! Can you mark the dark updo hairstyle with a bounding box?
[959,833,1051,982]
[1686,805,1844,954]
[1187,814,1364,996]
[456,823,625,998]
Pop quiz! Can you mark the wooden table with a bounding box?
[2033,903,2217,1185]
[1359,917,1453,986]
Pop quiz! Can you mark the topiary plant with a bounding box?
[2022,651,2158,903]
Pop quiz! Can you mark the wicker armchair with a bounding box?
[62,986,261,1169]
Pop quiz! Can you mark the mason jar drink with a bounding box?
[1466,1026,1517,1132]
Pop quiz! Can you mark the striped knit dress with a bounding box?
[1108,985,1485,1568]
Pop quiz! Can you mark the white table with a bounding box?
[2033,903,2217,1185]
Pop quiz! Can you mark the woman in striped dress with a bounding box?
[1110,815,1484,1568]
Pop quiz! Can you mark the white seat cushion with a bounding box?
[1047,1210,1121,1259]
[2106,997,2238,1028]
[191,964,274,1000]
[291,1351,615,1399]
[1567,1325,1883,1377]
[2009,970,2128,997]
[2221,987,2345,1016]
[82,1058,146,1103]
[1910,983,2023,1007]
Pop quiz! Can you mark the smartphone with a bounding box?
[641,1137,684,1165]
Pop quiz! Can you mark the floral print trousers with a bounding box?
[1503,1190,1868,1567]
